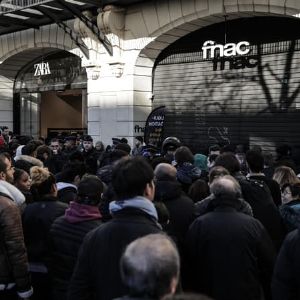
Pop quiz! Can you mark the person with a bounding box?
[68,157,162,300]
[246,150,281,206]
[62,136,78,161]
[271,227,300,300]
[175,146,202,193]
[81,135,99,174]
[0,155,33,300]
[132,136,144,156]
[279,182,300,231]
[161,137,181,163]
[185,175,276,300]
[154,163,195,247]
[188,179,210,203]
[117,234,180,300]
[1,126,10,144]
[22,166,67,300]
[273,165,300,189]
[48,175,104,300]
[13,168,32,204]
[0,153,26,208]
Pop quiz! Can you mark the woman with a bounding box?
[273,166,300,189]
[13,168,32,204]
[22,166,67,300]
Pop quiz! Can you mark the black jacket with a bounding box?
[68,207,162,300]
[48,215,102,299]
[22,196,67,263]
[185,199,276,300]
[154,180,195,245]
[272,228,300,300]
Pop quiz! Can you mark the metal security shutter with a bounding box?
[153,38,300,154]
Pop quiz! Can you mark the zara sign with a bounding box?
[202,40,250,59]
[34,62,51,76]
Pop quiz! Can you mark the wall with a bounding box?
[40,90,82,137]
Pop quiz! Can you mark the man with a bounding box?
[68,157,162,300]
[272,227,300,300]
[132,136,144,156]
[62,136,77,160]
[1,126,10,144]
[185,175,275,300]
[0,153,25,208]
[0,154,33,300]
[118,234,180,300]
[246,149,281,206]
[81,135,99,174]
[154,163,195,247]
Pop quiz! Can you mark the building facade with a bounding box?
[0,0,300,150]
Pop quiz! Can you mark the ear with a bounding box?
[0,171,6,181]
[169,276,178,295]
[143,180,155,201]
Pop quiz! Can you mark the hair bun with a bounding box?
[30,166,50,185]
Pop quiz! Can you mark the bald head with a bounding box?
[210,175,241,199]
[154,163,177,181]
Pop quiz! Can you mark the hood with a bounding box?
[65,201,101,223]
[56,182,77,192]
[0,180,25,207]
[154,180,182,201]
[177,162,202,184]
[14,155,43,167]
[194,154,208,171]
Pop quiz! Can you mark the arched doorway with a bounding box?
[14,50,87,138]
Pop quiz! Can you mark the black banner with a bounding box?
[144,106,166,147]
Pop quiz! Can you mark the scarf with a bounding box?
[109,196,158,221]
[65,201,101,223]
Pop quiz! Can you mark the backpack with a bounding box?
[239,177,285,250]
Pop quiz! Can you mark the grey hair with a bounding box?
[120,234,180,299]
[210,175,242,199]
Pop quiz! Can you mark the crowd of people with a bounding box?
[1,127,300,300]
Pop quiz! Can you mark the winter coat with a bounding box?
[48,202,102,300]
[272,227,300,300]
[176,162,202,193]
[82,147,99,175]
[185,197,276,300]
[154,180,195,246]
[68,207,162,300]
[22,195,67,263]
[279,200,300,232]
[0,192,32,297]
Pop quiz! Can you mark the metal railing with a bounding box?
[0,0,51,13]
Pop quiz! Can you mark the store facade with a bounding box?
[0,0,300,148]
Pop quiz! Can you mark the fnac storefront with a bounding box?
[153,17,300,153]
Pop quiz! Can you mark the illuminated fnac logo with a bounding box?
[202,40,250,59]
[34,62,51,76]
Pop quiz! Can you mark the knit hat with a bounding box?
[115,143,131,155]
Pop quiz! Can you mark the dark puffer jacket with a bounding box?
[0,193,32,296]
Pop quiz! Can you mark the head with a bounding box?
[14,168,31,192]
[112,157,155,201]
[273,166,300,188]
[135,136,143,147]
[210,175,242,200]
[162,137,181,155]
[58,161,87,185]
[120,234,180,299]
[281,182,300,204]
[82,135,94,151]
[49,138,61,154]
[188,179,210,203]
[174,146,194,166]
[22,141,39,157]
[36,145,52,162]
[0,153,14,183]
[246,150,264,173]
[214,153,240,175]
[64,136,76,149]
[30,166,57,199]
[208,166,230,184]
[77,175,104,206]
[209,144,221,156]
[1,126,9,136]
[115,143,131,155]
[154,163,177,182]
[95,141,104,152]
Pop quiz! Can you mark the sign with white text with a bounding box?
[34,62,51,76]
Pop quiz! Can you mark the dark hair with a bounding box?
[14,168,27,182]
[246,150,264,173]
[22,142,39,156]
[36,145,51,161]
[50,138,60,144]
[77,175,104,206]
[14,160,32,174]
[214,153,240,175]
[175,146,194,165]
[59,161,86,183]
[112,157,154,200]
[188,179,210,203]
[0,154,8,173]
